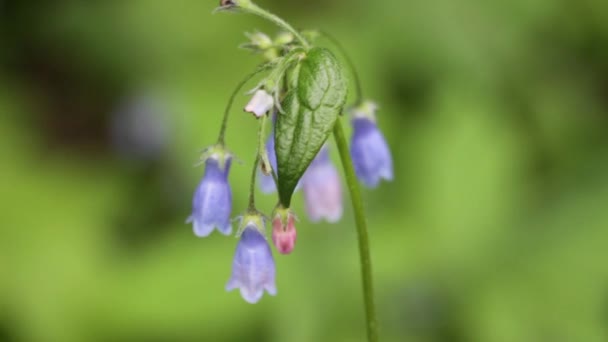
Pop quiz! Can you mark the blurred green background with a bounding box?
[1,0,608,341]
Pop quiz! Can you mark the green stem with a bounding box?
[333,120,378,342]
[217,65,271,146]
[319,31,363,105]
[239,2,310,49]
[248,114,268,211]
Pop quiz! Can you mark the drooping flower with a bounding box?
[244,89,274,118]
[259,131,278,193]
[349,101,394,188]
[271,207,297,254]
[187,149,232,237]
[258,127,302,194]
[302,146,343,222]
[226,215,277,303]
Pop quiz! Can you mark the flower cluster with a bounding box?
[187,0,394,304]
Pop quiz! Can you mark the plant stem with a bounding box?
[217,65,270,146]
[333,120,378,342]
[248,114,267,211]
[239,2,310,49]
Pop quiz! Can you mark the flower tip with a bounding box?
[218,223,233,236]
[192,221,215,238]
[240,288,264,304]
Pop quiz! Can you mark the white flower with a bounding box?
[244,90,274,117]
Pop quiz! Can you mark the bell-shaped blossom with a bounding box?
[244,89,274,118]
[226,217,277,303]
[271,207,297,254]
[349,101,393,188]
[302,146,343,222]
[187,152,232,237]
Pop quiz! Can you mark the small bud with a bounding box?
[274,31,294,46]
[244,31,273,51]
[271,207,297,254]
[245,90,274,117]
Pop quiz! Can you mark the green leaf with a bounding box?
[275,47,348,206]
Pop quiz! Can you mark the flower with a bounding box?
[259,131,278,193]
[349,101,394,188]
[271,207,297,254]
[244,89,274,118]
[226,215,277,303]
[302,146,343,222]
[258,128,302,194]
[187,150,232,237]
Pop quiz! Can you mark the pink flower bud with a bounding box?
[271,208,297,254]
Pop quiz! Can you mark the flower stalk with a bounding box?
[333,119,379,342]
[217,64,271,146]
[248,114,268,211]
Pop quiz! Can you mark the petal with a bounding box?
[245,90,274,117]
[226,226,276,303]
[350,118,393,188]
[259,132,278,193]
[302,148,343,222]
[240,287,264,304]
[190,158,233,236]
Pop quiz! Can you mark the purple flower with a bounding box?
[187,154,232,237]
[302,147,343,222]
[259,132,277,194]
[350,101,393,188]
[226,218,277,303]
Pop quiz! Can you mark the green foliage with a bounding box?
[275,47,347,206]
[1,0,608,341]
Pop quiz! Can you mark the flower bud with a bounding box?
[244,31,273,51]
[274,31,294,46]
[271,207,297,254]
[245,89,274,118]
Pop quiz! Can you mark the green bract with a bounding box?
[275,47,348,206]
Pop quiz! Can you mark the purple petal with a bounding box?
[302,147,343,222]
[350,118,394,188]
[259,133,278,193]
[226,225,276,303]
[189,157,232,237]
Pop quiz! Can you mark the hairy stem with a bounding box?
[319,31,363,105]
[248,114,268,211]
[333,120,378,342]
[217,65,270,146]
[238,2,310,49]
